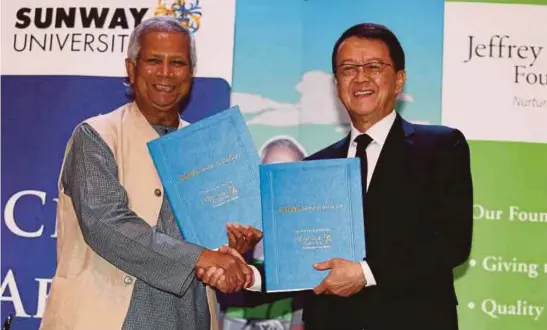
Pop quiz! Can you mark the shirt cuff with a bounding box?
[247,265,262,292]
[360,261,377,287]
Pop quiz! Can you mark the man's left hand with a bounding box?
[227,223,263,255]
[312,258,366,297]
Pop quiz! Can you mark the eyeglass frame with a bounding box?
[334,61,394,78]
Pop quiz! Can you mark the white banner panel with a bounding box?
[442,2,547,143]
[1,0,235,83]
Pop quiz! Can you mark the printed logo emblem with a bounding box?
[154,0,202,33]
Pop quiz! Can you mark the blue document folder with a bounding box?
[147,106,262,250]
[260,158,365,292]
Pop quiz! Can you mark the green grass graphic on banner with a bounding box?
[446,0,547,5]
[455,141,547,330]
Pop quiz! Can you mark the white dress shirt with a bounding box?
[348,110,397,287]
[247,110,397,292]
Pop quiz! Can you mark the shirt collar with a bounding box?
[349,110,397,147]
[179,119,190,128]
[151,118,190,136]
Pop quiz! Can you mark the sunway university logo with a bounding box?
[154,0,202,33]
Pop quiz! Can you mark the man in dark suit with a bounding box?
[299,23,473,330]
[200,22,473,330]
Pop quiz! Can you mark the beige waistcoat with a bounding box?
[40,102,218,330]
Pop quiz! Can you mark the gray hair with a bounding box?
[260,136,306,160]
[127,16,197,70]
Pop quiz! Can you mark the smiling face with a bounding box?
[125,30,193,125]
[334,37,406,130]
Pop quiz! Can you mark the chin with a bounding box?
[150,101,178,111]
[345,99,375,113]
[154,95,182,106]
[350,108,376,117]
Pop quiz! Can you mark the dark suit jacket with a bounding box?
[301,114,473,330]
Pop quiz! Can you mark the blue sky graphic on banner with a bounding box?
[232,0,444,145]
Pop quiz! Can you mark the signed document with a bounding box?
[147,106,262,249]
[259,158,365,292]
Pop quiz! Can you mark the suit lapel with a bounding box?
[324,134,351,159]
[366,114,414,199]
[334,135,351,158]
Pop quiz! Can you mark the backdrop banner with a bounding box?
[2,0,545,329]
[443,1,547,329]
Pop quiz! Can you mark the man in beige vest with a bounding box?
[40,16,255,330]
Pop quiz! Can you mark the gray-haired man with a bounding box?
[40,16,253,330]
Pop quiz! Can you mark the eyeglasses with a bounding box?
[335,61,393,78]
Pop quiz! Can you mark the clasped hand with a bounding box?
[195,246,252,293]
[195,223,263,293]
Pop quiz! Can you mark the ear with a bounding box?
[395,70,406,94]
[333,76,341,95]
[125,58,136,85]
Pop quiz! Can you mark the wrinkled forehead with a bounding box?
[336,37,392,64]
[139,30,190,55]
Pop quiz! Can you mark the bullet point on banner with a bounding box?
[469,259,476,267]
[468,302,475,309]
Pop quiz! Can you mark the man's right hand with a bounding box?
[195,248,252,293]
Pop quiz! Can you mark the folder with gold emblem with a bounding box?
[260,158,366,292]
[147,106,262,250]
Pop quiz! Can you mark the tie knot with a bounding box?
[354,134,373,149]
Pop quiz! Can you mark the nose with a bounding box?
[353,67,371,83]
[156,60,172,77]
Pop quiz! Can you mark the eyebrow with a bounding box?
[338,57,385,65]
[144,53,187,59]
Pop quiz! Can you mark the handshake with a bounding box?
[194,223,263,293]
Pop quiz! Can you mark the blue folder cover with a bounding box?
[260,158,365,292]
[147,106,262,250]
